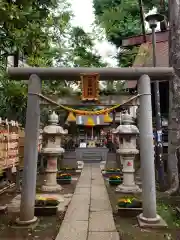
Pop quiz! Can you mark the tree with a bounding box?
[0,66,27,125]
[0,1,53,56]
[93,0,168,66]
[94,0,180,193]
[0,0,73,125]
[0,0,107,125]
[165,0,180,195]
[0,0,74,69]
[93,0,155,47]
[117,46,139,67]
[69,27,107,68]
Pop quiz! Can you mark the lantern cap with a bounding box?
[43,111,68,135]
[121,112,134,125]
[113,113,139,135]
[49,111,59,125]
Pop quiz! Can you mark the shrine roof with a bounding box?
[126,40,168,89]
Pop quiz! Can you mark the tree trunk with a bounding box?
[166,0,180,195]
[13,50,19,67]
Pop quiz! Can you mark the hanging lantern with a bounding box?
[104,112,112,123]
[85,116,95,126]
[67,112,76,122]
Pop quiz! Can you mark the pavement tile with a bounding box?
[78,179,91,184]
[64,204,89,221]
[56,220,88,240]
[64,193,90,221]
[55,164,118,240]
[76,183,91,188]
[90,198,111,212]
[88,232,120,240]
[79,175,91,179]
[64,198,90,221]
[89,211,116,232]
[91,179,104,185]
[91,186,108,200]
[74,187,91,195]
[71,193,90,203]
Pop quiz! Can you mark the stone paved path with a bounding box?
[56,163,119,240]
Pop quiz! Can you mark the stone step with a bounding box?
[82,156,101,159]
[82,155,102,159]
[64,153,76,159]
[136,176,141,181]
[83,159,102,163]
[82,153,102,157]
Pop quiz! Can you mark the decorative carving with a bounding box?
[80,73,99,101]
[49,136,55,143]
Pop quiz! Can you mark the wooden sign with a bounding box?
[80,73,99,101]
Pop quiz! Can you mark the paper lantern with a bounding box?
[85,116,95,126]
[67,112,76,122]
[104,112,112,123]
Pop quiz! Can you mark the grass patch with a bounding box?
[157,202,180,228]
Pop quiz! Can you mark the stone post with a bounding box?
[41,111,68,192]
[17,74,41,225]
[137,75,167,228]
[113,113,141,193]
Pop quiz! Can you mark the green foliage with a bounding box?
[93,0,168,67]
[157,202,180,228]
[0,0,54,56]
[69,27,107,67]
[100,81,125,95]
[118,46,139,67]
[0,69,27,125]
[0,0,70,125]
[93,0,160,47]
[0,0,107,125]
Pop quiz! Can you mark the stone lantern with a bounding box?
[113,112,141,193]
[41,111,68,192]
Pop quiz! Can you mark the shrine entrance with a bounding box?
[7,67,173,227]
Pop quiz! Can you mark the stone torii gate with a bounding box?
[7,67,173,227]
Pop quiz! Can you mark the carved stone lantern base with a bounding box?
[41,184,62,192]
[41,155,62,193]
[116,182,141,193]
[116,153,142,193]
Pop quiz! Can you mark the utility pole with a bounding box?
[138,0,146,43]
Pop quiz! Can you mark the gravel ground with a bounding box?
[105,178,180,240]
[0,174,80,240]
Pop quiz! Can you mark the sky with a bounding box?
[70,0,158,67]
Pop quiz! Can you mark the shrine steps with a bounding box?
[81,151,102,163]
